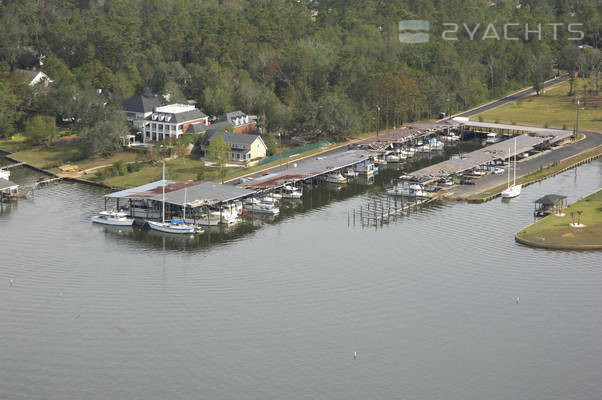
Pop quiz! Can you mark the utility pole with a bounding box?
[574,99,583,141]
[279,132,283,172]
[377,105,381,137]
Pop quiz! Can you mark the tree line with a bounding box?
[0,0,600,152]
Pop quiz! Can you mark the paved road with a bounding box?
[231,75,572,185]
[448,130,602,199]
[456,75,570,117]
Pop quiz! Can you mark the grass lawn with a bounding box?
[9,142,140,173]
[467,145,602,201]
[517,189,602,247]
[0,134,32,153]
[476,80,602,133]
[101,157,226,188]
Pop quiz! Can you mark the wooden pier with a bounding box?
[349,194,438,228]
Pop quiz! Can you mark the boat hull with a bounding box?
[501,185,522,199]
[147,220,196,234]
[91,216,134,226]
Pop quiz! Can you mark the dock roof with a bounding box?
[105,180,255,207]
[242,150,371,189]
[459,121,572,141]
[0,178,19,191]
[410,135,545,179]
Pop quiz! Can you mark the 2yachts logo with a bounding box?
[399,20,430,43]
[399,21,584,43]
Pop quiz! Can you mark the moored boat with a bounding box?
[501,138,522,199]
[91,210,134,226]
[325,172,348,184]
[281,185,303,199]
[0,169,10,180]
[245,198,280,215]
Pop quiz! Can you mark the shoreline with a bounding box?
[515,189,602,251]
[462,143,602,203]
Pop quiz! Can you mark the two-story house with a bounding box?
[200,130,267,162]
[143,104,209,143]
[123,94,162,129]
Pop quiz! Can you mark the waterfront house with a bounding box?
[200,130,267,162]
[143,104,209,143]
[123,94,162,129]
[212,111,257,134]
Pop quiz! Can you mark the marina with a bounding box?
[2,156,601,400]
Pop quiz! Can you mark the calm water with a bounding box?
[1,153,601,400]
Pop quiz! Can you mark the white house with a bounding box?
[144,104,209,143]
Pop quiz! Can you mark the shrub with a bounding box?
[112,160,127,176]
[478,115,484,122]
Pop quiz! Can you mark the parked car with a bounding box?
[460,179,476,185]
[492,167,504,175]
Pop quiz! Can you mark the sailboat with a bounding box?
[501,137,522,199]
[147,163,198,234]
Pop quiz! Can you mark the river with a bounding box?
[1,153,601,400]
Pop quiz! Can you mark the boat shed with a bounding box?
[534,194,567,217]
[104,180,256,208]
[410,135,545,180]
[0,178,19,197]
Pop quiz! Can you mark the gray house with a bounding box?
[200,130,267,162]
[123,94,162,129]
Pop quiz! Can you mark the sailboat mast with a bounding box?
[513,137,517,186]
[508,147,512,189]
[162,162,165,223]
[183,186,187,221]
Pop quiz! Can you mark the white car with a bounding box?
[492,167,504,175]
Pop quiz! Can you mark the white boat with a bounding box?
[214,203,240,224]
[386,183,429,198]
[260,196,279,205]
[427,138,445,150]
[281,185,303,199]
[501,138,522,199]
[443,134,460,142]
[0,169,10,180]
[325,172,347,184]
[486,132,498,143]
[147,163,198,234]
[400,149,415,158]
[385,154,402,163]
[245,198,280,215]
[344,169,359,178]
[91,210,134,226]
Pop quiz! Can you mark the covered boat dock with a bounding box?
[104,180,256,220]
[240,149,372,190]
[410,135,546,180]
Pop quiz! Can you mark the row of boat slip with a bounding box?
[386,182,432,199]
[90,185,305,233]
[375,138,453,164]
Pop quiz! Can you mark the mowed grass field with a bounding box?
[517,189,602,247]
[476,80,602,133]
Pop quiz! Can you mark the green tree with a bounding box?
[559,45,583,96]
[206,135,230,183]
[0,81,17,139]
[24,115,59,146]
[79,116,129,157]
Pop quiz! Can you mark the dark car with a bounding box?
[460,179,476,185]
